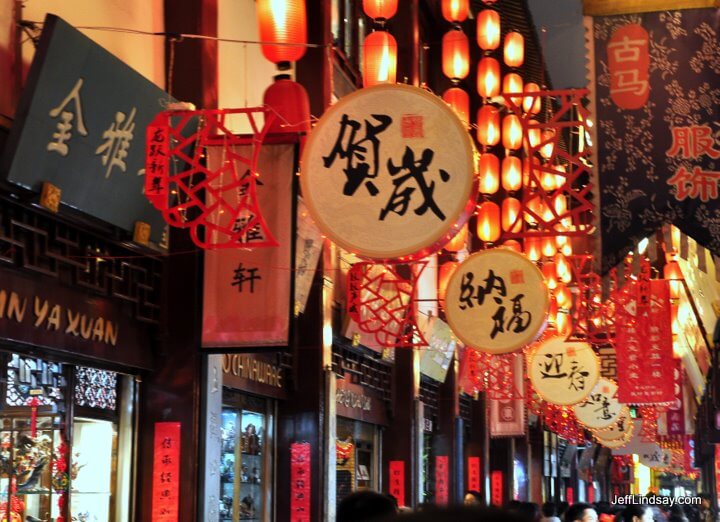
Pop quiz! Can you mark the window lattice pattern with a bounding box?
[74,366,118,411]
[6,353,65,407]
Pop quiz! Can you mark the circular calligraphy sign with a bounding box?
[639,447,673,470]
[444,249,549,354]
[573,378,624,430]
[529,337,600,406]
[593,407,634,441]
[301,84,476,260]
[594,429,632,449]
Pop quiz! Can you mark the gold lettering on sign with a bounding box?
[336,389,372,412]
[222,354,284,389]
[0,291,28,322]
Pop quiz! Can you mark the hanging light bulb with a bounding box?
[257,0,308,68]
[476,9,501,51]
[477,152,500,195]
[442,0,469,23]
[363,30,397,86]
[503,31,525,68]
[477,57,500,99]
[543,262,558,290]
[476,105,500,147]
[501,156,522,191]
[524,237,542,262]
[502,114,523,150]
[477,201,501,243]
[442,28,470,81]
[501,197,522,233]
[362,0,398,21]
[523,82,541,114]
[444,223,468,252]
[443,87,470,128]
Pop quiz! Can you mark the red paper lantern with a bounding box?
[263,74,311,133]
[442,0,469,22]
[477,152,500,194]
[444,223,468,252]
[476,9,501,51]
[504,31,525,68]
[362,0,398,20]
[501,155,522,191]
[555,253,572,283]
[502,114,522,150]
[363,30,397,86]
[540,129,556,160]
[476,105,500,147]
[555,283,571,309]
[443,87,470,128]
[477,201,501,243]
[525,237,542,262]
[477,57,500,98]
[664,260,683,299]
[442,28,470,81]
[503,73,524,95]
[523,82,541,114]
[501,197,522,233]
[502,239,522,252]
[542,236,557,257]
[543,261,558,290]
[257,0,307,67]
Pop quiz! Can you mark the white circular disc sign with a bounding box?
[593,407,633,441]
[301,84,476,260]
[529,337,600,406]
[573,378,624,430]
[444,249,549,354]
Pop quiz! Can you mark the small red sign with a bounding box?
[436,456,449,505]
[714,445,720,507]
[509,270,525,284]
[566,486,574,505]
[151,422,181,522]
[389,461,406,508]
[290,442,312,522]
[468,456,481,493]
[607,23,650,109]
[491,470,503,506]
[401,114,424,138]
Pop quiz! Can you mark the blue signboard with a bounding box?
[1,14,174,243]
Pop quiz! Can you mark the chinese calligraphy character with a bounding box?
[667,165,720,202]
[96,107,137,178]
[540,353,568,379]
[458,270,506,310]
[607,36,649,96]
[162,454,173,465]
[233,215,265,243]
[667,126,720,159]
[567,360,590,391]
[47,78,88,156]
[160,471,172,483]
[161,437,173,449]
[232,263,261,293]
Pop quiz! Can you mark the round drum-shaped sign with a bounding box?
[573,378,624,430]
[444,249,549,354]
[639,447,673,469]
[300,84,476,260]
[595,430,632,449]
[529,337,600,406]
[593,407,633,441]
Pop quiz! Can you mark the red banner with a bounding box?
[616,280,674,404]
[607,24,650,110]
[290,442,311,522]
[715,445,720,507]
[491,470,503,506]
[667,361,686,436]
[389,461,405,508]
[435,456,449,505]
[566,487,574,505]
[151,422,181,522]
[468,456,481,493]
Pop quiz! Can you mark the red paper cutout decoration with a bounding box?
[145,107,279,249]
[462,350,525,400]
[543,404,586,445]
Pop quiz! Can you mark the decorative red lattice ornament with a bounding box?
[145,107,279,249]
[347,262,428,348]
[543,403,586,444]
[639,406,659,443]
[461,350,524,400]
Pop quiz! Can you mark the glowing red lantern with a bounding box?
[503,73,523,95]
[524,237,542,262]
[555,283,571,309]
[442,29,470,81]
[477,57,500,99]
[476,105,500,147]
[442,0,469,22]
[501,197,522,233]
[257,0,307,67]
[556,311,571,336]
[501,156,522,192]
[476,9,500,51]
[502,239,522,252]
[502,114,522,150]
[362,0,398,20]
[540,129,556,159]
[477,152,500,194]
[523,157,539,188]
[363,31,397,86]
[540,165,557,191]
[504,31,525,68]
[664,260,683,299]
[443,87,470,128]
[543,261,558,290]
[523,82,541,114]
[263,74,311,133]
[477,201,501,243]
[542,236,557,258]
[555,253,572,283]
[444,224,468,252]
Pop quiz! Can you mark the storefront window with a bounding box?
[336,417,379,505]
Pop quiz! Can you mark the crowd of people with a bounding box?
[336,491,716,522]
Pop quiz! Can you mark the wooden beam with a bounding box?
[583,0,719,16]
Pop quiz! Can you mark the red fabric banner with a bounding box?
[151,422,181,522]
[616,280,674,403]
[435,456,449,505]
[667,360,686,436]
[491,470,503,506]
[566,487,574,505]
[468,456,481,493]
[389,461,406,508]
[715,445,720,507]
[290,442,311,522]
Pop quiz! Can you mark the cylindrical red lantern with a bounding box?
[555,283,571,309]
[476,9,501,51]
[257,0,308,67]
[477,152,500,194]
[477,57,500,99]
[523,157,540,188]
[503,73,523,95]
[476,105,500,147]
[363,30,397,86]
[540,129,556,159]
[442,28,470,81]
[543,261,558,290]
[442,0,469,22]
[555,253,572,283]
[477,201,501,243]
[504,31,525,68]
[502,155,522,191]
[502,114,522,150]
[542,236,557,257]
[523,82,541,114]
[524,237,542,262]
[540,165,557,191]
[362,0,398,21]
[502,239,522,252]
[263,75,311,133]
[439,261,459,307]
[664,260,683,299]
[556,311,571,336]
[443,87,470,128]
[444,223,468,252]
[501,197,522,233]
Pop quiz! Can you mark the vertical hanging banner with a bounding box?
[389,461,406,508]
[468,456,481,493]
[290,442,312,522]
[615,280,675,403]
[435,455,449,505]
[716,445,720,507]
[294,198,323,315]
[202,143,295,347]
[592,9,720,271]
[489,354,527,437]
[152,422,181,522]
[490,470,503,506]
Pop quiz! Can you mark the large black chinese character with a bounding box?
[380,147,450,221]
[232,263,261,293]
[458,270,507,310]
[323,113,392,196]
[567,360,590,391]
[540,354,568,379]
[506,294,531,333]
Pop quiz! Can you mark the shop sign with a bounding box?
[335,377,388,426]
[300,84,477,261]
[528,337,600,406]
[573,378,624,430]
[336,389,371,411]
[290,442,311,522]
[419,315,457,383]
[638,446,673,470]
[389,461,405,508]
[444,249,548,354]
[221,354,286,399]
[468,457,481,493]
[593,408,634,442]
[152,422,181,522]
[489,353,526,437]
[435,456,449,506]
[0,15,177,244]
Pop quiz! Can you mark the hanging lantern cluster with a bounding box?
[363,0,398,86]
[441,0,471,129]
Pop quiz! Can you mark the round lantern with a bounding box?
[476,105,500,147]
[257,0,308,68]
[477,152,500,194]
[503,73,524,96]
[502,114,522,150]
[362,0,398,21]
[553,193,568,216]
[523,157,539,188]
[263,74,311,133]
[501,156,522,191]
[363,31,397,86]
[477,57,500,99]
[573,378,624,430]
[476,9,500,51]
[503,31,525,68]
[527,120,541,149]
[442,0,469,23]
[439,260,460,307]
[443,87,470,128]
[664,260,683,299]
[501,197,522,232]
[523,82,541,114]
[442,28,470,81]
[476,201,501,243]
[444,223,468,252]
